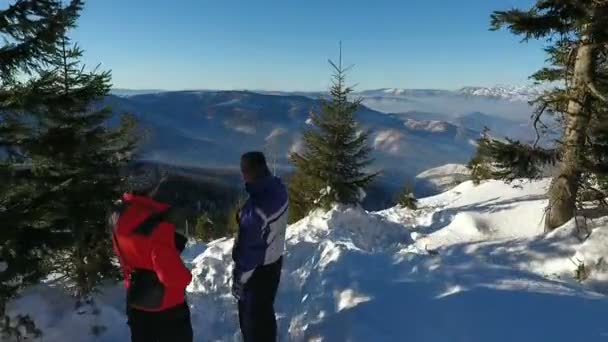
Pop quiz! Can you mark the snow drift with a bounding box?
[6,179,608,341]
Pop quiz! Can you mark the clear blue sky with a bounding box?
[67,0,545,91]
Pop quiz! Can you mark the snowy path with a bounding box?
[7,179,608,341]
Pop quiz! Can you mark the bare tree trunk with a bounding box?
[545,40,596,231]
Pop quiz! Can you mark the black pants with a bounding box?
[127,302,193,342]
[238,257,283,342]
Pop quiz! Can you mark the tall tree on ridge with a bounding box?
[289,44,377,221]
[471,0,608,231]
[0,0,136,315]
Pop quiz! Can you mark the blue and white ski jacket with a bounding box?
[232,176,288,283]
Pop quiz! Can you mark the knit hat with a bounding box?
[127,164,167,194]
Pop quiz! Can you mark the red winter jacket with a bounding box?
[112,193,192,312]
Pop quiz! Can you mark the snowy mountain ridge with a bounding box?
[359,84,547,102]
[457,84,547,102]
[359,88,452,97]
[113,84,549,103]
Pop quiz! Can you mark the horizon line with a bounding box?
[111,84,539,93]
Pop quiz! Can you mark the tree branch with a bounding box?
[533,103,550,147]
[587,81,608,102]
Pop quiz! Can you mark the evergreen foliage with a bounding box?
[472,0,608,230]
[397,184,417,210]
[0,0,136,321]
[225,200,242,238]
[289,46,377,222]
[287,171,323,223]
[194,212,213,241]
[469,133,557,184]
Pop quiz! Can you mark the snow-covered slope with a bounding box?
[7,180,608,341]
[415,163,471,194]
[185,207,413,341]
[382,179,551,245]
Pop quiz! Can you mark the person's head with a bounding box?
[126,163,168,198]
[240,151,271,184]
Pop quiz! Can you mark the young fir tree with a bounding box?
[194,212,213,241]
[287,171,323,223]
[47,37,136,298]
[0,0,136,310]
[1,0,84,319]
[397,184,418,210]
[473,1,608,231]
[289,46,377,222]
[468,129,496,185]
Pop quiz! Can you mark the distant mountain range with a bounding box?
[112,85,545,122]
[104,90,482,188]
[457,85,547,102]
[114,84,548,103]
[360,85,547,102]
[104,85,552,195]
[111,88,166,97]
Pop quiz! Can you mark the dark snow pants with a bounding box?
[238,257,283,342]
[127,302,193,342]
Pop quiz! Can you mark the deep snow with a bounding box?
[6,179,608,341]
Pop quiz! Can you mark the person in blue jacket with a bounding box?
[232,151,288,342]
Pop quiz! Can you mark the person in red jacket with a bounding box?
[109,164,193,342]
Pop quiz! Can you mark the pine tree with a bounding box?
[194,212,213,241]
[397,184,418,210]
[475,0,608,231]
[42,37,136,297]
[289,45,377,221]
[0,0,136,313]
[468,129,496,185]
[469,133,557,184]
[1,0,85,318]
[287,171,323,223]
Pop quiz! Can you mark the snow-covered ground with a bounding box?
[6,179,608,341]
[415,163,471,194]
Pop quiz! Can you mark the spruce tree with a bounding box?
[475,0,608,231]
[0,0,136,315]
[1,0,84,318]
[194,212,213,241]
[290,46,377,221]
[287,171,323,223]
[469,134,557,183]
[42,37,136,297]
[397,184,418,210]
